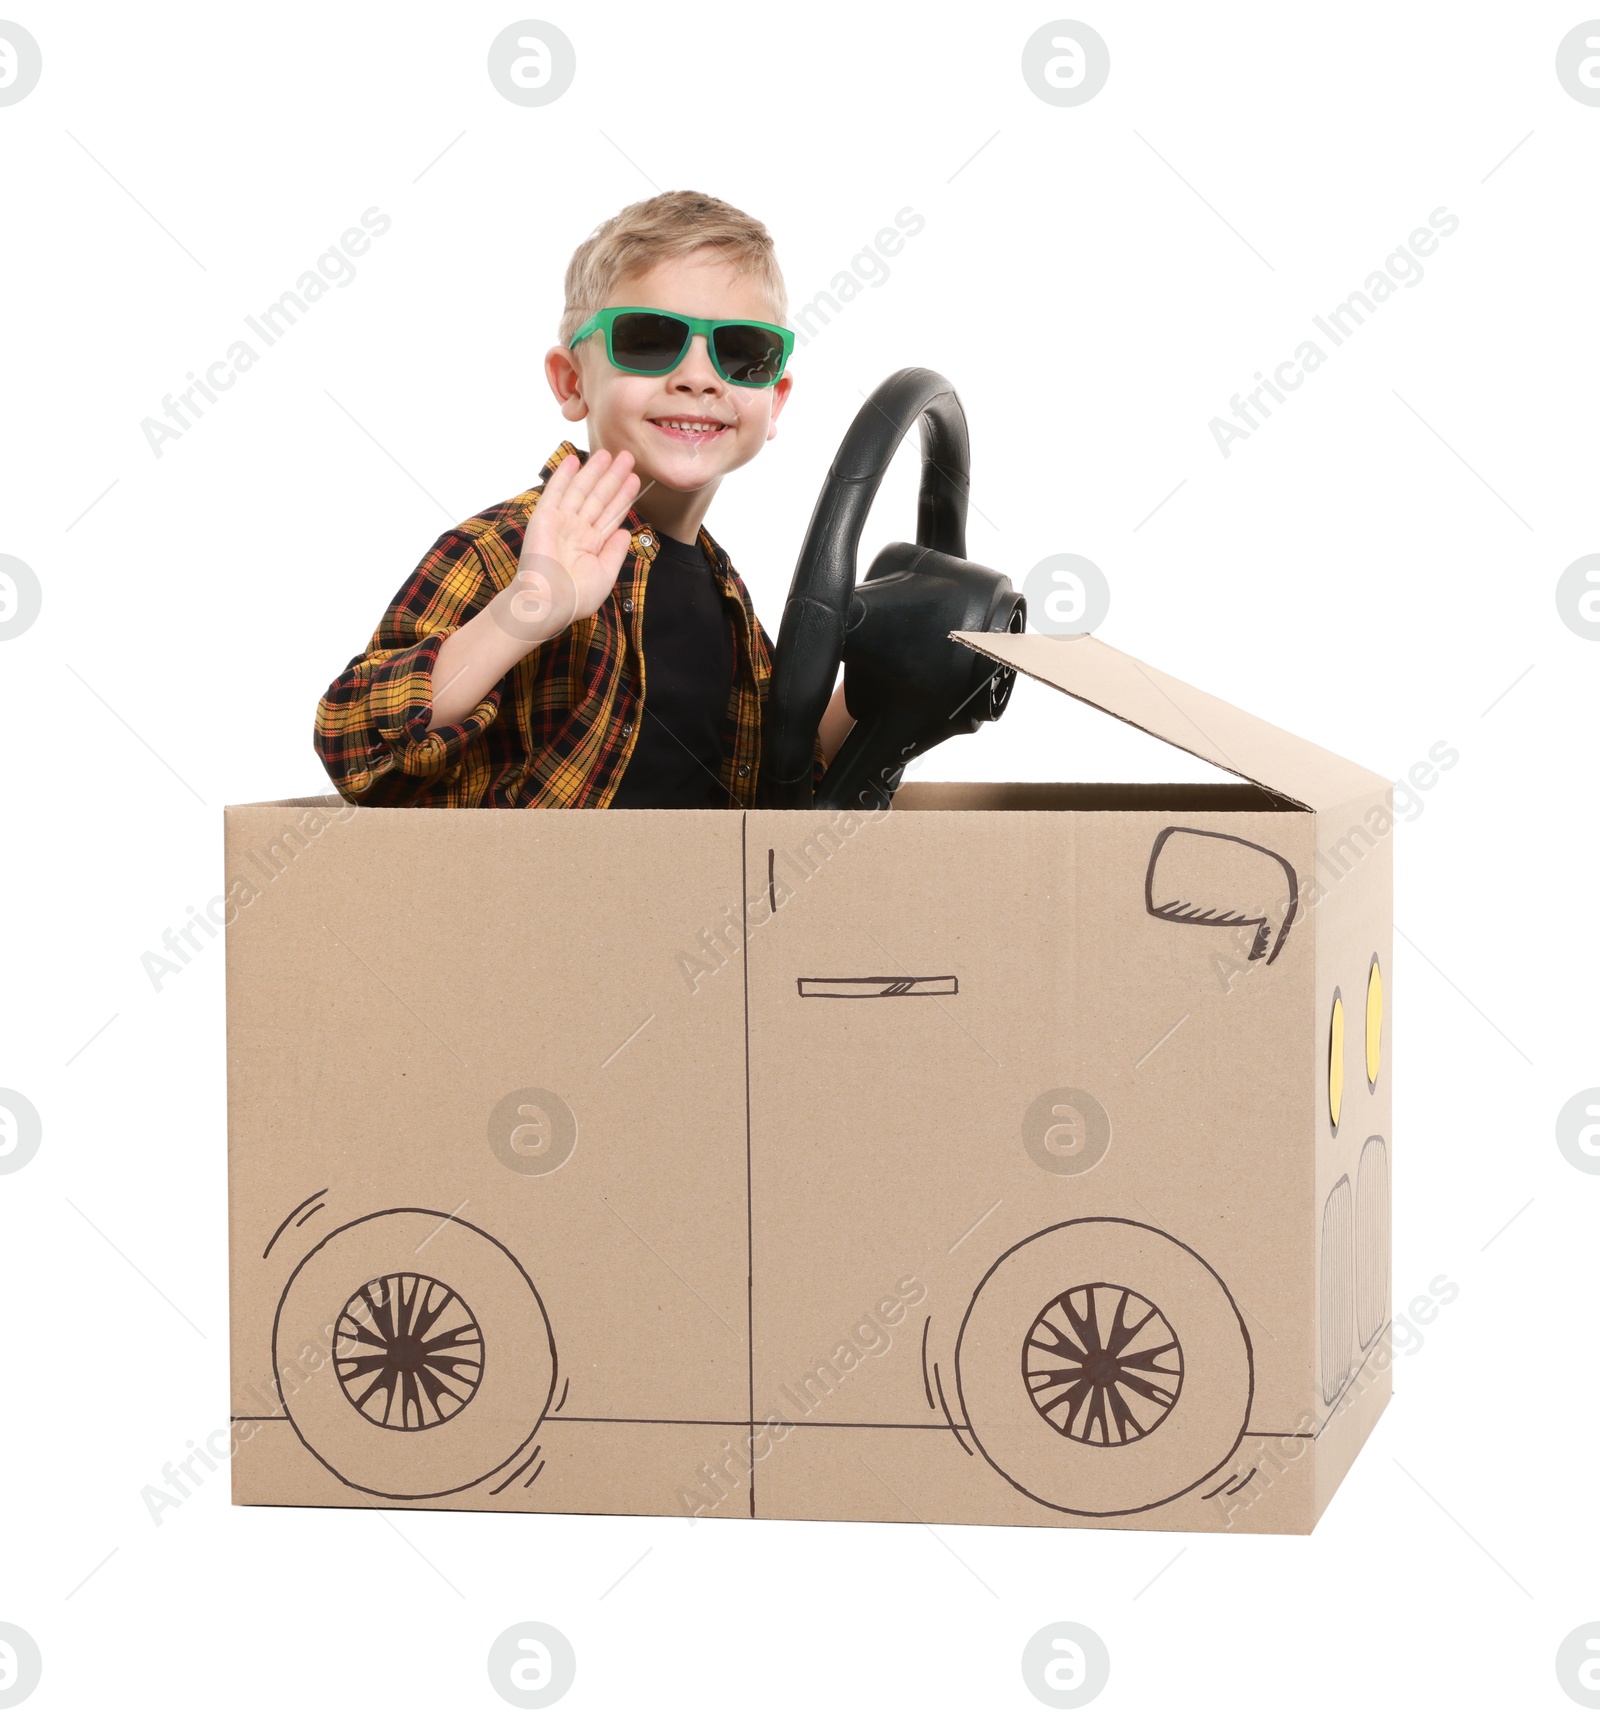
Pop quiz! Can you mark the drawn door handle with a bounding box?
[797,974,958,998]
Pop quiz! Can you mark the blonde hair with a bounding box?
[559,190,788,346]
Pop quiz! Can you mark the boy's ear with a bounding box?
[545,345,588,422]
[764,373,793,442]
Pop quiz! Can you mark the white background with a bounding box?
[3,1,1597,1722]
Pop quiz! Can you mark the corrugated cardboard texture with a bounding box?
[226,782,1390,1532]
[1309,789,1395,1525]
[225,628,1391,1532]
[950,631,1387,811]
[226,808,751,1506]
[745,807,1311,1529]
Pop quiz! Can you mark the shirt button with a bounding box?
[736,764,750,777]
[638,534,653,549]
[621,723,633,738]
[622,598,633,612]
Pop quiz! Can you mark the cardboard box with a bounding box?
[225,630,1393,1533]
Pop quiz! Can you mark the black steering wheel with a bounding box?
[759,368,1024,811]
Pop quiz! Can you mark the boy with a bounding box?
[313,190,851,808]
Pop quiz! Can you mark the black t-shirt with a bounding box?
[609,530,736,808]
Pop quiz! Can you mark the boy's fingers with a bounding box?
[562,446,612,513]
[599,526,634,582]
[594,472,642,539]
[537,450,580,511]
[578,451,636,527]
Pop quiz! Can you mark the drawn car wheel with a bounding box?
[335,1273,483,1432]
[955,1218,1252,1516]
[273,1209,556,1500]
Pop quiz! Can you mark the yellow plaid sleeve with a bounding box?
[314,526,509,804]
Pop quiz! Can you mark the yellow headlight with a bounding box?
[1329,989,1345,1131]
[1365,956,1383,1089]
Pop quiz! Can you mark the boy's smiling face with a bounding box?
[545,247,792,540]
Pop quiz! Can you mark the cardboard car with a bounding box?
[224,630,1393,1534]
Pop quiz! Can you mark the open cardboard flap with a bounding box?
[952,629,1389,812]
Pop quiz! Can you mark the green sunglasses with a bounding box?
[569,305,794,387]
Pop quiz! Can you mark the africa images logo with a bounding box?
[1209,207,1460,457]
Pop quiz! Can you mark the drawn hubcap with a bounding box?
[1023,1282,1183,1446]
[335,1273,484,1431]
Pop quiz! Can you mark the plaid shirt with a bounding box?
[313,440,826,808]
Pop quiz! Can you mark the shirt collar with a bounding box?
[537,439,581,486]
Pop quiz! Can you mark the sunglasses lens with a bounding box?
[609,311,690,373]
[711,323,786,385]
